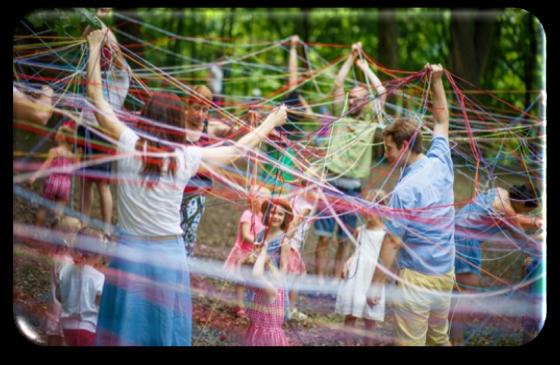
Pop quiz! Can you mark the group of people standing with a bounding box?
[14,14,543,347]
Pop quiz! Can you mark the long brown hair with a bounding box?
[135,92,186,188]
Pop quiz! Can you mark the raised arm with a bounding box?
[82,8,129,72]
[288,35,300,90]
[86,29,126,140]
[356,58,387,108]
[426,64,449,139]
[333,42,361,113]
[199,105,287,165]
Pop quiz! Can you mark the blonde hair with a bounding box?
[53,216,82,248]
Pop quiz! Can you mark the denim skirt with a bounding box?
[95,232,191,346]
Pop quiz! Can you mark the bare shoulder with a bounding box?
[493,187,511,211]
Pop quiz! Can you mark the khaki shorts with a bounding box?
[393,268,455,346]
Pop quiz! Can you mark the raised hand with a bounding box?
[290,35,300,46]
[351,42,362,57]
[86,28,107,47]
[425,63,444,80]
[269,104,287,127]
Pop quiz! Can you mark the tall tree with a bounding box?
[450,9,497,85]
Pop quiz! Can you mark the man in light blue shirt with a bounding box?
[368,64,455,346]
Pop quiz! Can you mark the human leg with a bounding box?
[426,271,454,346]
[334,239,352,279]
[343,315,357,345]
[79,178,94,224]
[363,319,378,346]
[315,235,331,279]
[393,268,431,346]
[333,202,359,279]
[96,181,113,235]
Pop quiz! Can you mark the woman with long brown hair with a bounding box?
[85,28,287,346]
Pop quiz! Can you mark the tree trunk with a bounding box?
[301,8,311,71]
[524,14,537,110]
[378,9,399,70]
[450,9,497,85]
[375,9,399,158]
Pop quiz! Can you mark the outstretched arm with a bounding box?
[13,85,54,125]
[355,58,387,108]
[494,188,543,229]
[29,148,56,185]
[86,29,127,140]
[426,64,449,139]
[333,42,361,113]
[199,105,287,165]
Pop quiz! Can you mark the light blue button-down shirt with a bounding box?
[384,136,455,275]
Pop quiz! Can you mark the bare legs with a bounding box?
[316,236,352,279]
[80,179,113,235]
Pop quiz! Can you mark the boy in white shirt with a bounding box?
[56,227,106,346]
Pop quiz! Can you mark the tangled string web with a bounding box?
[13,11,545,346]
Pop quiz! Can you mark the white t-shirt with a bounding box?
[288,195,315,251]
[116,127,202,236]
[58,263,105,333]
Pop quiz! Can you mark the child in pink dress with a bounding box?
[242,242,289,346]
[29,121,77,227]
[224,185,271,318]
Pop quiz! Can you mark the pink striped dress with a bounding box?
[43,152,73,202]
[244,287,289,346]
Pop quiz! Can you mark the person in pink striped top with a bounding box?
[29,122,77,227]
[224,185,271,318]
[241,241,289,346]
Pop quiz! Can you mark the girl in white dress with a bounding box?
[335,190,387,345]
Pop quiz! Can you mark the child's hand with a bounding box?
[366,283,382,306]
